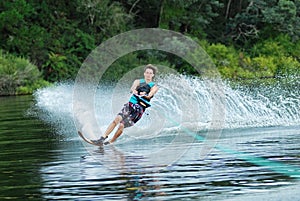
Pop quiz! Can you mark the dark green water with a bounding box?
[0,96,55,200]
[1,95,300,200]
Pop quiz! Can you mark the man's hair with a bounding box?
[144,64,157,75]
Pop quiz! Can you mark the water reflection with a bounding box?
[39,129,300,200]
[83,144,167,199]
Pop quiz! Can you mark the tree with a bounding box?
[262,0,300,41]
[0,0,48,63]
[159,0,223,37]
[0,0,134,81]
[77,0,133,41]
[224,0,300,45]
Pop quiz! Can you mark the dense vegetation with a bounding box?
[0,0,299,95]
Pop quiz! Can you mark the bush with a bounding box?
[0,50,50,95]
[276,56,300,76]
[203,35,300,80]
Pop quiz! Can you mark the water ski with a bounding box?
[78,131,103,146]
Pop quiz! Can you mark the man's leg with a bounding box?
[102,115,122,138]
[107,122,125,144]
[92,115,122,145]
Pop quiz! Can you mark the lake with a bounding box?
[1,76,300,200]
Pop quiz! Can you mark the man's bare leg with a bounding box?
[102,115,122,138]
[107,123,124,144]
[92,115,122,145]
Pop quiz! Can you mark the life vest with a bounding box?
[129,79,155,108]
[137,82,153,95]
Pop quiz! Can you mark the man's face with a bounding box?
[144,68,154,80]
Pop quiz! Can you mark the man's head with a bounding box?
[144,64,157,80]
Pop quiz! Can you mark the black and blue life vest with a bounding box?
[129,79,155,108]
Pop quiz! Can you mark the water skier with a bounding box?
[92,64,159,145]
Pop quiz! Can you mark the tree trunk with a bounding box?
[157,0,165,27]
[226,0,233,19]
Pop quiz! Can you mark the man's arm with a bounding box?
[145,84,158,99]
[130,79,140,94]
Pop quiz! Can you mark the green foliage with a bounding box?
[0,0,132,84]
[159,0,223,37]
[276,56,300,76]
[77,0,133,40]
[0,0,300,88]
[223,0,300,45]
[0,50,50,95]
[16,79,51,95]
[202,35,300,80]
[42,52,68,82]
[246,56,277,78]
[0,0,48,62]
[262,0,299,40]
[205,43,242,79]
[101,51,174,83]
[206,43,239,68]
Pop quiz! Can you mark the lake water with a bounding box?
[1,75,300,200]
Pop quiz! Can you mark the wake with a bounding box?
[30,74,300,139]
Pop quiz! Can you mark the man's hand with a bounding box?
[130,79,140,95]
[132,90,139,95]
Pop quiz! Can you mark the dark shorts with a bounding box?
[118,102,145,128]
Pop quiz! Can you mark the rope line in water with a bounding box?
[163,112,300,179]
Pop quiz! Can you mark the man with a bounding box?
[92,64,159,145]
